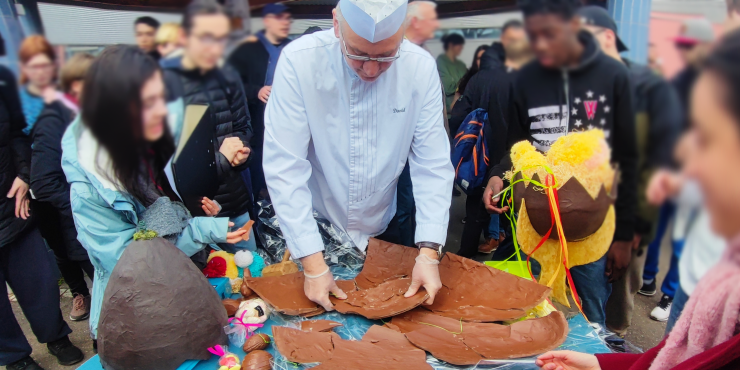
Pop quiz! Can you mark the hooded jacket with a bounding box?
[0,65,33,248]
[61,116,229,338]
[161,57,253,218]
[30,101,89,260]
[449,44,515,172]
[489,31,637,241]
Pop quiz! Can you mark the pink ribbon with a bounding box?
[207,345,226,357]
[228,310,264,338]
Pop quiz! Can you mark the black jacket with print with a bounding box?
[490,31,637,242]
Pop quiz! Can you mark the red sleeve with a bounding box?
[595,353,643,370]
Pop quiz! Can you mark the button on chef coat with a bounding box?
[263,29,454,258]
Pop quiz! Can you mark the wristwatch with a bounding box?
[416,241,443,260]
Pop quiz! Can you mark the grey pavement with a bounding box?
[9,194,669,369]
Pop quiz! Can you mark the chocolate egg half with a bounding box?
[243,333,270,353]
[242,350,272,370]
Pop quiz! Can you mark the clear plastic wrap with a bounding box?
[255,200,365,278]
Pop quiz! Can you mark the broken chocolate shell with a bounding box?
[426,253,551,322]
[272,326,339,363]
[361,325,425,356]
[243,333,271,353]
[242,350,272,370]
[354,238,418,289]
[98,238,227,370]
[245,272,324,317]
[330,278,428,319]
[301,320,343,333]
[222,299,242,317]
[311,336,432,370]
[513,172,615,241]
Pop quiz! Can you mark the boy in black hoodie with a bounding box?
[483,0,637,330]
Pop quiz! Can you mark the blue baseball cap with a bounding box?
[262,3,290,17]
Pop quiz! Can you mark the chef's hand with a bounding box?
[7,177,30,219]
[405,248,442,305]
[536,351,601,370]
[258,86,272,103]
[226,222,247,243]
[605,240,632,283]
[302,252,347,311]
[483,176,509,214]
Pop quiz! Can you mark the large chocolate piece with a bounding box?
[245,272,324,317]
[461,312,568,359]
[272,326,339,363]
[301,320,343,333]
[426,253,551,322]
[330,278,428,319]
[354,238,417,289]
[513,173,615,241]
[334,280,358,293]
[223,299,241,317]
[98,238,227,370]
[392,309,568,365]
[361,325,425,357]
[311,338,432,370]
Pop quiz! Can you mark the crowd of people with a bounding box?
[2,0,740,369]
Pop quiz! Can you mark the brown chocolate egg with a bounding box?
[222,299,241,317]
[241,273,253,297]
[243,333,271,353]
[242,350,272,370]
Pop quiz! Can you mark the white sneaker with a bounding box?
[650,294,673,322]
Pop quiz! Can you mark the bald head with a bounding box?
[405,1,439,46]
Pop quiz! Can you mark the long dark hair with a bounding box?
[457,44,489,95]
[81,45,175,204]
[703,29,740,125]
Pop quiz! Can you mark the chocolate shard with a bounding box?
[334,280,358,293]
[330,278,428,319]
[98,238,227,370]
[245,272,325,317]
[273,326,339,364]
[354,238,417,290]
[405,327,484,366]
[222,299,241,317]
[311,338,432,370]
[461,311,568,359]
[361,325,425,357]
[390,308,467,334]
[513,173,615,241]
[426,253,551,322]
[301,320,343,333]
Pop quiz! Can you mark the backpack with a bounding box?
[451,108,489,194]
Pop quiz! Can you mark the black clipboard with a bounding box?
[166,104,219,217]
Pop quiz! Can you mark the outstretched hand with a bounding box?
[226,222,247,243]
[405,249,442,305]
[302,252,347,311]
[536,351,601,370]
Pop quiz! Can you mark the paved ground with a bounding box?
[9,194,670,369]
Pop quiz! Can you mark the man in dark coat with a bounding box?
[162,0,255,252]
[0,64,84,370]
[228,3,292,201]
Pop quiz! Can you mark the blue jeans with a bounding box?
[486,214,501,240]
[571,254,612,329]
[665,285,689,335]
[643,202,684,298]
[216,211,257,253]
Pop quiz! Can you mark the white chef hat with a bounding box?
[338,0,408,43]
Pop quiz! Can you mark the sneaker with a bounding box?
[650,294,673,322]
[70,294,91,321]
[638,280,657,296]
[6,357,45,370]
[47,336,84,366]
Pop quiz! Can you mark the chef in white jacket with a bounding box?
[263,0,454,311]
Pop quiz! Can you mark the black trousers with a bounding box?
[0,228,72,365]
[34,201,94,297]
[458,187,491,258]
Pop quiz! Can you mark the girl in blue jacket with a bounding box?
[61,46,246,342]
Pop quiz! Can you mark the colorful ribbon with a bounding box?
[228,310,265,338]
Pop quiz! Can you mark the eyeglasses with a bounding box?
[339,27,400,63]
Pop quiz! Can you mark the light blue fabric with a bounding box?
[19,87,43,135]
[61,117,229,338]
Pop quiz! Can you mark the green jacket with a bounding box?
[436,54,468,115]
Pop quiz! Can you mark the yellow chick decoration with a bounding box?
[506,130,617,311]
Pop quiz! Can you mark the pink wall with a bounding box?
[650,12,724,78]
